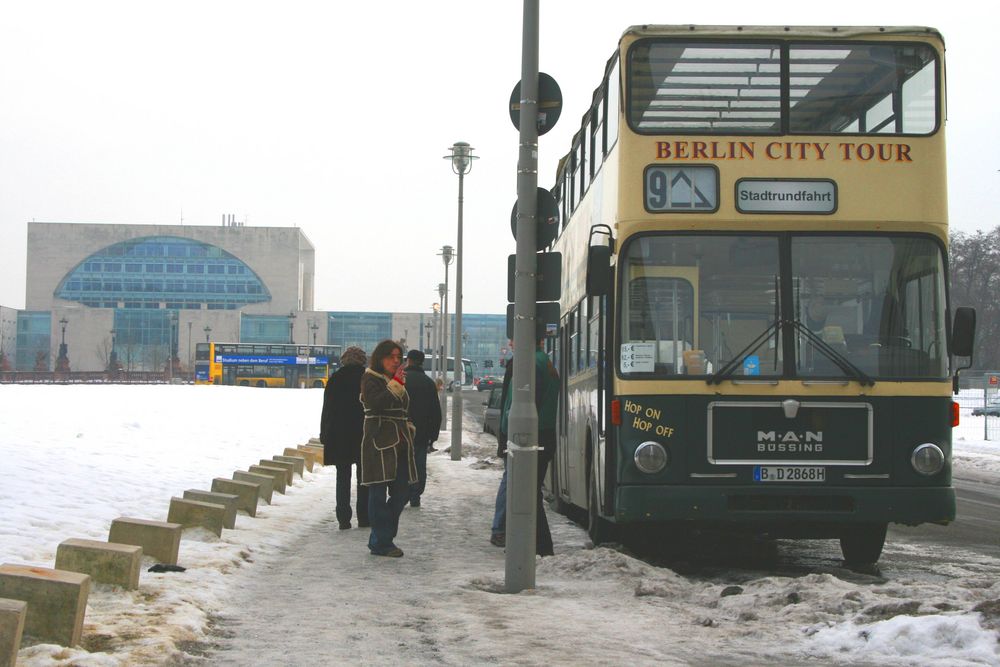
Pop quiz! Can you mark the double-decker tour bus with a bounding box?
[194,342,341,388]
[547,25,976,563]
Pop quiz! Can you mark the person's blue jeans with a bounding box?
[410,444,428,504]
[491,463,508,536]
[367,454,410,553]
[491,435,555,556]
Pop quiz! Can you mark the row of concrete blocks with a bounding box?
[0,444,324,665]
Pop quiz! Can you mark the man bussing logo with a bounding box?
[757,430,824,453]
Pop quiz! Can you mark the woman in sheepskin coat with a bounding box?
[359,339,417,557]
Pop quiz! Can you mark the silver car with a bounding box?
[482,386,503,434]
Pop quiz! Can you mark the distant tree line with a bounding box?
[950,228,1000,370]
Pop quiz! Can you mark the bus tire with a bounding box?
[312,380,324,388]
[255,380,266,388]
[587,472,617,546]
[839,522,887,565]
[239,380,249,387]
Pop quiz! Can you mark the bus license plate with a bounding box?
[754,466,825,482]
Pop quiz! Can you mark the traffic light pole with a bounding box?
[505,0,540,593]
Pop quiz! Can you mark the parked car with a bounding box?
[972,398,1000,416]
[482,386,503,435]
[477,375,500,391]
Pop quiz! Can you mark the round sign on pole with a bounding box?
[511,188,560,251]
[509,72,563,136]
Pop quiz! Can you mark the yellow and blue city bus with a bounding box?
[547,25,975,564]
[195,342,341,388]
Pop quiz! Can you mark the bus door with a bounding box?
[556,313,572,503]
[222,365,237,385]
[284,365,298,388]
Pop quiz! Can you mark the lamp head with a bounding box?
[444,141,478,174]
[440,245,454,265]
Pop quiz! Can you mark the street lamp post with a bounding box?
[308,320,319,389]
[55,317,70,373]
[437,284,446,385]
[438,248,454,431]
[109,328,119,373]
[432,300,441,382]
[462,330,470,382]
[444,141,478,461]
[424,321,433,354]
[167,311,178,382]
[288,311,296,344]
[204,325,212,343]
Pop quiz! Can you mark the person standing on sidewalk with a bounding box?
[359,340,418,557]
[490,338,559,556]
[319,346,369,530]
[403,349,441,507]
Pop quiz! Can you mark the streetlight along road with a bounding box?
[443,142,478,461]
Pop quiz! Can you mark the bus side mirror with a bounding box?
[586,245,611,297]
[952,307,976,358]
[951,306,976,394]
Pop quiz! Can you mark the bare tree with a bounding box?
[950,228,1000,369]
[94,336,112,371]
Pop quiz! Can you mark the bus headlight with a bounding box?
[911,443,945,476]
[634,441,669,474]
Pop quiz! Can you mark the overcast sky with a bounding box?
[1,1,997,314]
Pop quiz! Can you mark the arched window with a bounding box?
[55,236,271,310]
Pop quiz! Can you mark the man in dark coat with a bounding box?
[404,349,441,507]
[319,346,369,529]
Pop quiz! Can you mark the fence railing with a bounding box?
[0,371,180,384]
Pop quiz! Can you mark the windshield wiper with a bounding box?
[787,319,875,387]
[707,319,781,385]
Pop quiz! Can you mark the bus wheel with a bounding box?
[587,474,617,546]
[255,380,266,388]
[239,380,249,387]
[839,523,887,565]
[312,380,324,388]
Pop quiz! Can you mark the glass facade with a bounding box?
[16,311,52,371]
[327,312,393,355]
[326,311,508,379]
[55,236,271,310]
[459,313,508,376]
[113,309,176,372]
[242,314,295,344]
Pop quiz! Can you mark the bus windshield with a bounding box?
[619,234,947,380]
[628,39,938,135]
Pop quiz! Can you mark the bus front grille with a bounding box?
[727,494,855,513]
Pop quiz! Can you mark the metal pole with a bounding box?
[451,169,465,461]
[506,0,540,592]
[442,263,450,430]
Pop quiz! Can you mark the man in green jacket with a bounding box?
[490,337,559,555]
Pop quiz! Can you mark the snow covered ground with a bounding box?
[1,384,999,666]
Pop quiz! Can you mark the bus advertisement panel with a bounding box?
[194,342,341,388]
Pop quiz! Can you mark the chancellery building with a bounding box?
[0,222,506,377]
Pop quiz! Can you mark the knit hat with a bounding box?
[340,346,367,367]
